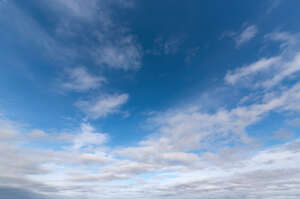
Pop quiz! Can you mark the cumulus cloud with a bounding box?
[75,93,129,119]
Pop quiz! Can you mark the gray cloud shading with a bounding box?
[0,187,52,199]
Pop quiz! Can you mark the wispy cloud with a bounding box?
[47,0,143,71]
[267,0,283,14]
[75,93,129,119]
[93,35,143,70]
[3,0,143,72]
[60,67,106,92]
[2,1,300,198]
[225,56,281,85]
[2,25,300,198]
[225,32,300,88]
[235,25,258,47]
[117,80,300,165]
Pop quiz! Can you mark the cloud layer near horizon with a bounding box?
[1,1,300,199]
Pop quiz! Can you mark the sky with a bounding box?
[0,0,300,198]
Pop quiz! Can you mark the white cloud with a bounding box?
[225,56,281,84]
[266,32,300,51]
[2,3,300,196]
[61,67,106,92]
[3,0,143,73]
[262,52,300,87]
[225,32,300,88]
[0,122,114,198]
[75,93,129,119]
[115,79,300,173]
[48,0,143,71]
[235,25,258,47]
[72,123,108,150]
[2,77,300,198]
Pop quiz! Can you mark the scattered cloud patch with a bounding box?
[221,25,258,47]
[225,32,300,88]
[235,25,258,47]
[72,123,108,150]
[46,0,143,71]
[265,31,300,50]
[75,93,129,119]
[2,1,300,198]
[225,56,281,85]
[60,67,106,92]
[93,36,142,70]
[267,0,283,14]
